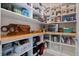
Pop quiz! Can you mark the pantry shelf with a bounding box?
[1,3,79,56]
[47,21,76,24]
[62,12,76,16]
[1,32,76,44]
[45,40,76,47]
[46,32,76,36]
[1,32,45,44]
[46,49,69,56]
[1,8,46,24]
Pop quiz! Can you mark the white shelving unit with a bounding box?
[1,8,46,25]
[0,3,79,56]
[1,3,45,56]
[1,33,45,56]
[45,34,76,56]
[43,3,78,56]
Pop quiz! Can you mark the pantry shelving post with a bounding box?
[1,3,46,56]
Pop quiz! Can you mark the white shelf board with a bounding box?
[46,32,76,36]
[46,49,69,56]
[47,21,76,24]
[1,8,46,24]
[45,40,76,47]
[62,12,76,16]
[61,43,76,47]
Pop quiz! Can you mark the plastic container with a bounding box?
[13,7,22,14]
[1,3,14,11]
[63,28,73,33]
[22,8,30,17]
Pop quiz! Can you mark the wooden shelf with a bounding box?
[45,32,76,36]
[1,32,45,44]
[1,32,76,44]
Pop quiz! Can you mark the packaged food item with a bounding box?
[38,43,45,55]
[58,28,63,32]
[1,3,14,11]
[62,16,69,22]
[13,7,22,14]
[63,28,73,33]
[56,11,61,16]
[1,26,9,32]
[55,16,61,22]
[1,24,30,36]
[27,3,31,6]
[22,8,30,17]
[2,43,14,56]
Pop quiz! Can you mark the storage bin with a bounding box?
[2,47,14,56]
[14,43,30,54]
[22,8,30,17]
[14,45,23,54]
[63,28,73,33]
[13,7,22,14]
[1,3,14,11]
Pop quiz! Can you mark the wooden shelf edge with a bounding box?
[1,32,45,44]
[45,32,76,36]
[0,32,76,44]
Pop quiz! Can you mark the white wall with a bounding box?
[76,3,79,56]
